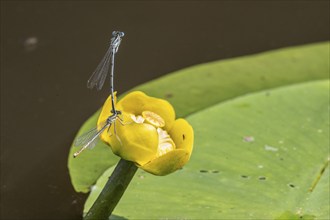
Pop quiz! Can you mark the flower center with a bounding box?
[130,111,175,157]
[142,111,165,128]
[156,128,175,157]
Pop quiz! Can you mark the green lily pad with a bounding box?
[68,42,329,193]
[85,80,329,219]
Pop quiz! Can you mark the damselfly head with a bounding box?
[112,31,125,38]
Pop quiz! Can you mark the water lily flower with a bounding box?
[97,91,194,175]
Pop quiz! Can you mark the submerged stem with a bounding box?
[84,159,138,220]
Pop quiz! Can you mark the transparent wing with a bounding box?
[74,126,99,148]
[96,53,112,91]
[87,46,112,91]
[73,120,110,148]
[73,120,111,157]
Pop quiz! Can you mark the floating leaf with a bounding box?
[86,80,329,219]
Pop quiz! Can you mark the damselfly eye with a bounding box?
[112,31,124,38]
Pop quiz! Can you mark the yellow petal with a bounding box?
[117,91,175,131]
[109,114,159,166]
[169,118,194,154]
[140,149,190,176]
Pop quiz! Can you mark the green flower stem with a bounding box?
[84,159,138,220]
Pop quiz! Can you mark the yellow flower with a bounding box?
[97,91,194,175]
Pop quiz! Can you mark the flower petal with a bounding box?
[169,118,194,154]
[140,149,190,176]
[110,121,159,165]
[117,91,175,131]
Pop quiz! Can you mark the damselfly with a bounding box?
[74,31,125,157]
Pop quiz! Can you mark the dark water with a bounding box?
[1,1,329,219]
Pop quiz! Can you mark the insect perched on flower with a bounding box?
[73,31,125,157]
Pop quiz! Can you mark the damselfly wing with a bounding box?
[87,46,112,91]
[73,119,112,157]
[87,31,124,91]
